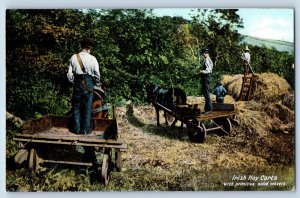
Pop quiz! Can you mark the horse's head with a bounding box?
[145,83,159,103]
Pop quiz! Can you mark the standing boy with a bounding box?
[198,48,213,114]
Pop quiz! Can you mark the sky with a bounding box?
[152,8,294,43]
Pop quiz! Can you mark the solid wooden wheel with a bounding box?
[165,112,175,125]
[92,100,104,119]
[213,118,232,135]
[28,149,42,172]
[115,150,122,172]
[14,149,28,165]
[101,154,110,186]
[188,122,206,143]
[92,89,105,119]
[198,123,207,143]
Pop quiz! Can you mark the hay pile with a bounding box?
[220,72,294,136]
[221,74,244,100]
[222,72,291,102]
[221,73,294,164]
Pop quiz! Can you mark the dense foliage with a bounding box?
[6,9,294,119]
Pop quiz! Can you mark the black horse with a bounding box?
[146,84,187,126]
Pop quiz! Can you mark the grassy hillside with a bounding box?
[241,35,294,53]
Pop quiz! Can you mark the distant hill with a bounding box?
[240,35,294,53]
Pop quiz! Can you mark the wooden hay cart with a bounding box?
[13,105,127,186]
[14,113,127,185]
[153,102,238,143]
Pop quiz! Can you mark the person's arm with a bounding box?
[67,57,74,83]
[195,64,202,75]
[93,57,101,86]
[212,88,217,95]
[241,53,246,61]
[223,87,227,95]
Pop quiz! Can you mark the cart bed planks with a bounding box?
[13,113,127,186]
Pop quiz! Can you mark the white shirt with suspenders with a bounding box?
[67,49,100,86]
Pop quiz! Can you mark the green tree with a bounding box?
[6,9,88,118]
[6,9,294,120]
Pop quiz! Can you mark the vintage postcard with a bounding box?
[5,8,294,191]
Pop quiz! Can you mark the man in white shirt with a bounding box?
[67,38,100,135]
[198,48,213,114]
[241,46,253,76]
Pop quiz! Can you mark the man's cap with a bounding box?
[202,48,210,53]
[80,38,94,48]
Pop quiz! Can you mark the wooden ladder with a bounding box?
[239,74,256,101]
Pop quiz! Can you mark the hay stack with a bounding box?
[221,74,244,100]
[254,73,291,102]
[221,73,291,102]
[220,72,294,136]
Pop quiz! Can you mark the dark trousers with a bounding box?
[243,63,254,76]
[71,74,94,134]
[216,97,224,103]
[200,73,212,112]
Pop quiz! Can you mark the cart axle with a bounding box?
[43,159,94,167]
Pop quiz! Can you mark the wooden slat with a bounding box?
[13,137,127,150]
[21,115,117,135]
[198,110,238,121]
[13,134,125,145]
